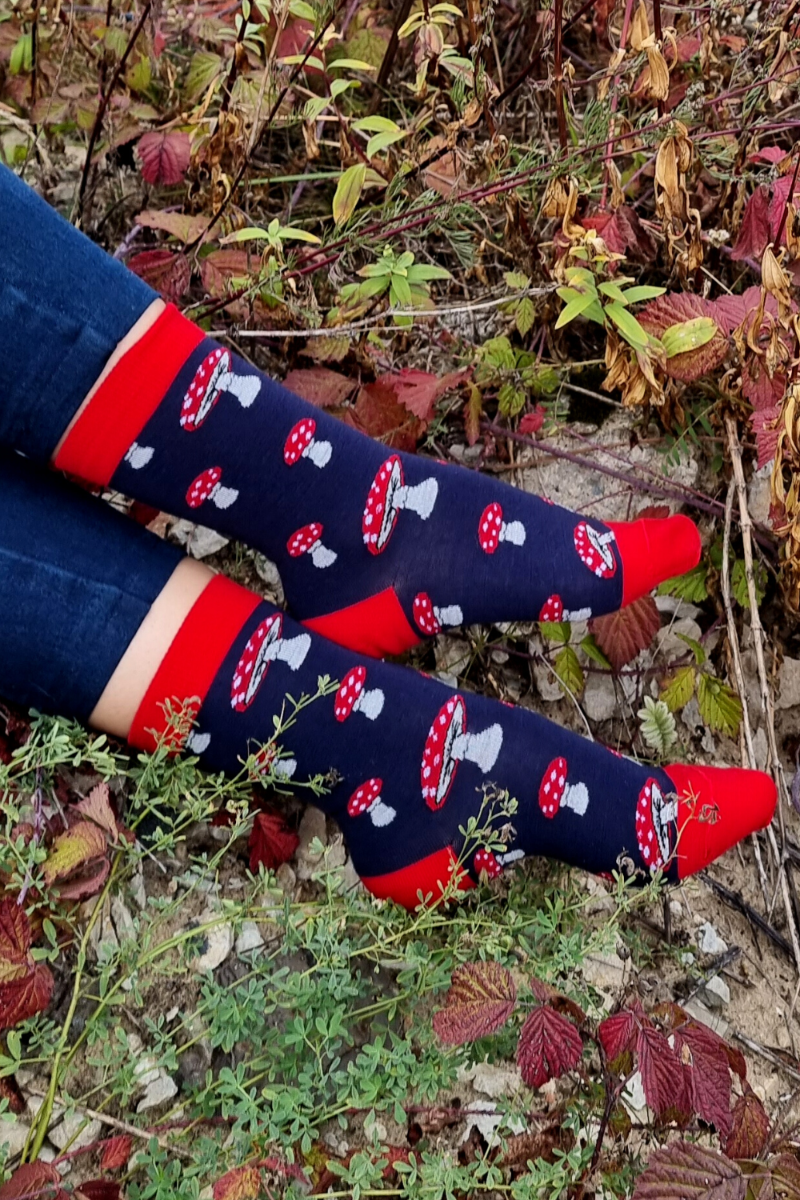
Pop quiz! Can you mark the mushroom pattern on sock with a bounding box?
[420,695,503,811]
[286,522,337,569]
[347,778,396,827]
[478,502,526,553]
[412,593,464,636]
[283,418,332,469]
[180,347,261,431]
[574,522,617,579]
[362,456,439,555]
[230,613,311,712]
[538,757,590,818]
[334,667,385,722]
[635,778,678,871]
[186,466,239,510]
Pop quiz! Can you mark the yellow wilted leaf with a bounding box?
[630,0,651,51]
[660,317,718,358]
[332,163,367,226]
[42,821,106,886]
[645,46,670,101]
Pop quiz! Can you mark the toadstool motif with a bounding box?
[412,593,464,636]
[347,778,396,827]
[283,418,332,469]
[185,466,239,510]
[186,731,211,754]
[230,613,311,712]
[286,522,337,569]
[635,778,678,872]
[573,521,617,579]
[478,502,526,554]
[421,695,503,810]
[473,848,502,878]
[250,743,297,781]
[334,667,384,722]
[362,456,438,555]
[538,757,589,819]
[180,347,261,431]
[538,595,592,622]
[125,441,154,470]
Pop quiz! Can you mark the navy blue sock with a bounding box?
[56,305,702,658]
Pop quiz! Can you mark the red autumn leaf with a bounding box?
[638,293,729,382]
[768,173,800,243]
[769,1154,800,1196]
[0,898,35,987]
[74,1184,123,1200]
[637,1021,691,1118]
[137,130,191,186]
[0,962,54,1029]
[136,208,211,243]
[751,404,782,468]
[598,1009,639,1063]
[631,1142,746,1200]
[637,504,671,520]
[212,1166,262,1200]
[0,1074,25,1115]
[282,367,355,408]
[0,1164,66,1200]
[432,962,517,1046]
[731,185,771,261]
[99,1135,134,1171]
[589,596,660,673]
[75,783,120,844]
[516,1005,583,1089]
[519,405,545,436]
[583,206,657,264]
[275,18,321,73]
[201,249,253,297]
[742,357,787,411]
[248,810,299,874]
[343,382,423,453]
[128,249,190,303]
[750,146,787,166]
[723,1082,771,1160]
[711,287,779,336]
[376,368,470,423]
[42,820,107,887]
[673,1022,733,1135]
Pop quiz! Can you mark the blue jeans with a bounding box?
[0,164,156,461]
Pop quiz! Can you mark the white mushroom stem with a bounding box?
[434,604,464,627]
[394,478,438,520]
[125,442,154,470]
[273,758,297,780]
[499,520,526,546]
[497,849,525,866]
[563,782,589,816]
[354,687,385,720]
[267,632,311,671]
[304,439,332,468]
[369,798,396,827]
[217,370,261,408]
[451,723,503,773]
[210,483,239,509]
[310,540,337,569]
[186,731,210,754]
[659,799,678,824]
[594,530,615,548]
[563,607,592,621]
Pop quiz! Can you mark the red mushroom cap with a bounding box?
[334,667,367,721]
[478,502,503,554]
[539,595,564,622]
[635,778,671,871]
[362,456,403,555]
[539,756,567,818]
[287,522,323,557]
[180,348,231,431]
[421,695,466,810]
[186,466,222,508]
[573,522,617,579]
[413,593,440,636]
[347,778,382,817]
[284,418,317,466]
[230,613,282,712]
[474,848,502,878]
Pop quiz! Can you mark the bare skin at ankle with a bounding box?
[89,558,214,739]
[52,298,166,461]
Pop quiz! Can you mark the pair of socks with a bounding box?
[45,304,775,904]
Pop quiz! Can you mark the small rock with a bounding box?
[275,863,296,894]
[192,915,234,973]
[433,670,458,689]
[137,1073,178,1113]
[111,896,136,942]
[336,857,362,896]
[622,1071,647,1114]
[584,876,616,915]
[170,519,229,559]
[458,1060,522,1099]
[0,1116,31,1157]
[296,806,328,879]
[530,651,563,702]
[363,1114,388,1143]
[582,951,627,993]
[129,867,147,910]
[324,835,347,872]
[435,636,471,677]
[669,899,683,920]
[776,657,800,711]
[748,460,773,526]
[582,674,617,723]
[47,1110,102,1153]
[696,922,728,956]
[683,997,730,1038]
[700,975,730,1009]
[680,951,695,966]
[253,554,285,606]
[235,920,265,956]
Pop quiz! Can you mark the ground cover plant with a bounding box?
[3,0,800,1196]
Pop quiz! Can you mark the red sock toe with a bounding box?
[664,763,777,879]
[609,515,702,607]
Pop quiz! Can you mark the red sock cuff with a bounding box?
[129,573,260,752]
[609,515,702,607]
[54,304,204,487]
[665,763,777,879]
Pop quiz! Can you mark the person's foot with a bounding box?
[56,305,701,658]
[128,572,775,909]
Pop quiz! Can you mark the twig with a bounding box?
[721,477,771,908]
[75,0,152,222]
[725,415,800,974]
[21,1086,192,1161]
[734,1032,800,1085]
[553,0,567,152]
[371,0,415,107]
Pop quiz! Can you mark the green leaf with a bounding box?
[675,631,706,666]
[280,53,325,69]
[497,382,525,417]
[597,281,631,304]
[584,299,607,327]
[304,94,329,121]
[505,270,529,290]
[579,634,612,669]
[618,285,666,303]
[697,673,742,738]
[556,292,600,329]
[390,274,413,308]
[332,163,367,226]
[328,57,376,71]
[407,263,451,282]
[661,317,718,358]
[540,620,571,645]
[638,696,678,755]
[605,301,650,349]
[277,225,321,243]
[9,33,32,75]
[352,115,400,133]
[289,0,316,17]
[516,296,534,337]
[732,558,767,608]
[366,129,408,156]
[660,665,696,712]
[330,77,359,98]
[554,645,585,696]
[657,564,709,603]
